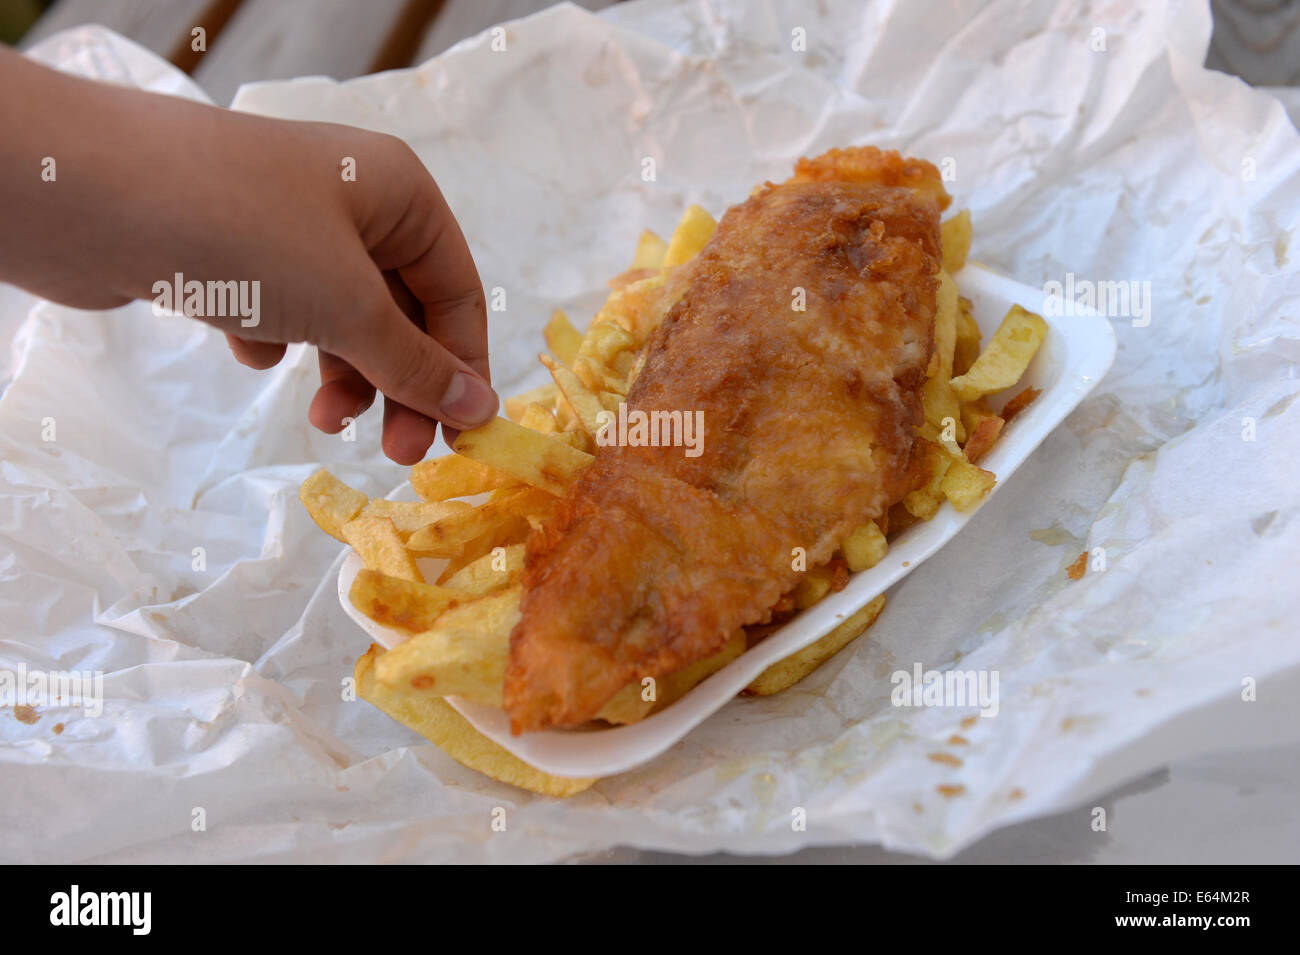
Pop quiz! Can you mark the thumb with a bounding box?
[340,298,498,431]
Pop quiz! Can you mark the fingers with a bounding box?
[381,267,424,326]
[381,396,439,466]
[329,141,497,456]
[308,350,374,433]
[374,270,450,462]
[400,239,490,386]
[339,292,498,433]
[225,334,286,370]
[312,274,475,464]
[309,349,438,464]
[365,156,492,389]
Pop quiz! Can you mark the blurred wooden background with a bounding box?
[1205,0,1300,85]
[3,0,622,105]
[1,0,1296,106]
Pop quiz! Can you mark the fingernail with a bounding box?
[440,372,497,426]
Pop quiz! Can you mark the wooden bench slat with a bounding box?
[366,0,446,74]
[192,0,411,105]
[1207,0,1300,87]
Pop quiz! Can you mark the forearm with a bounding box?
[3,47,153,305]
[0,46,326,311]
[0,45,496,457]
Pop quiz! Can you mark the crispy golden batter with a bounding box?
[790,147,952,212]
[504,148,947,733]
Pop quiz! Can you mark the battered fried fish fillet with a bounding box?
[505,147,949,733]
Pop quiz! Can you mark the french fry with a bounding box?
[435,517,531,585]
[609,267,658,291]
[341,516,422,582]
[374,586,522,706]
[595,684,654,725]
[887,501,921,538]
[610,349,636,377]
[544,309,583,366]
[960,398,997,434]
[574,311,639,397]
[745,595,886,696]
[657,631,746,700]
[573,353,630,396]
[920,420,965,461]
[631,228,668,270]
[441,543,526,596]
[551,425,595,454]
[940,458,997,511]
[356,645,596,797]
[949,305,1047,402]
[518,402,558,434]
[349,570,465,634]
[661,204,717,267]
[598,631,747,724]
[570,356,610,394]
[922,376,965,444]
[927,270,959,381]
[407,486,555,558]
[553,399,580,433]
[999,386,1041,423]
[410,454,517,501]
[793,565,835,609]
[606,273,675,343]
[504,382,558,422]
[540,353,605,437]
[922,271,965,441]
[941,209,972,272]
[962,414,1004,464]
[903,440,952,520]
[358,498,473,541]
[453,417,594,496]
[953,296,981,377]
[842,520,888,572]
[299,469,368,542]
[625,350,647,390]
[577,320,636,369]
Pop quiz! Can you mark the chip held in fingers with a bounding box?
[453,417,593,496]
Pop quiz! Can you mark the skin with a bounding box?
[0,46,498,464]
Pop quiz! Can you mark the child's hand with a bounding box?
[205,117,498,464]
[0,48,497,464]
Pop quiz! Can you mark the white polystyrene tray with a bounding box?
[340,262,1117,778]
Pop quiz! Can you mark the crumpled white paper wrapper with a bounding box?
[2,0,1298,863]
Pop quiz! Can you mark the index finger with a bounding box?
[367,169,491,387]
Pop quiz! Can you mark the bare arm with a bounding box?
[0,46,497,463]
